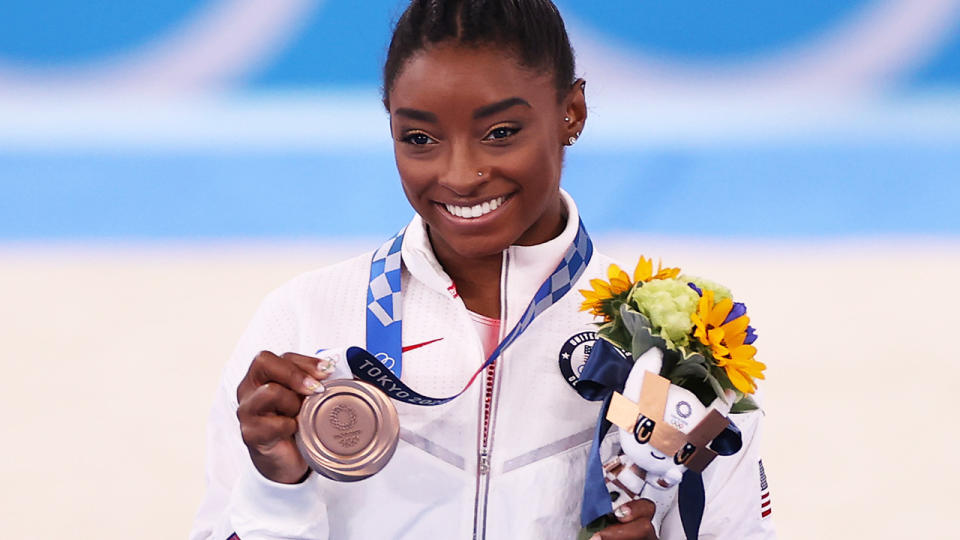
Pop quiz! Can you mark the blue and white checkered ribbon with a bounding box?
[365,231,405,374]
[356,219,593,406]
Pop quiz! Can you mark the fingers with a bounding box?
[235,350,335,484]
[243,379,305,417]
[614,499,656,523]
[239,413,298,450]
[237,351,335,402]
[592,499,658,540]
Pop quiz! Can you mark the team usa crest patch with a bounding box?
[559,331,631,390]
[558,331,598,389]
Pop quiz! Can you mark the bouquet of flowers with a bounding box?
[580,256,765,412]
[576,256,766,538]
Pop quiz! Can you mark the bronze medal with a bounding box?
[296,379,400,482]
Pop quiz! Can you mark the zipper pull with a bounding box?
[478,450,490,475]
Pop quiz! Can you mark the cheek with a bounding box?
[496,139,561,192]
[395,152,434,202]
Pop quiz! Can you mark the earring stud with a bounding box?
[568,136,578,145]
[564,116,570,122]
[477,171,484,177]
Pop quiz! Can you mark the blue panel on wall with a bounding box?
[246,0,403,88]
[556,0,872,59]
[2,145,957,239]
[0,0,203,64]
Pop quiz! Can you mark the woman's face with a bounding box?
[388,43,585,262]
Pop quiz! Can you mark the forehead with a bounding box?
[389,43,557,111]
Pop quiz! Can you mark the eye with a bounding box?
[483,126,519,141]
[401,131,437,145]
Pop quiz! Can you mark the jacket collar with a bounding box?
[401,189,582,328]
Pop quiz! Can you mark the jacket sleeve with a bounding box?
[189,287,331,540]
[698,406,777,539]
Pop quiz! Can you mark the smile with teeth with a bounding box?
[442,195,508,219]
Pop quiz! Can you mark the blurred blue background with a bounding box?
[1,0,958,239]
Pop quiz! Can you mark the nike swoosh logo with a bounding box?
[402,337,444,353]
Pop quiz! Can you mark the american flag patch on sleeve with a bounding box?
[759,459,772,519]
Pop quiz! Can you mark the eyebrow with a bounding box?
[473,97,531,119]
[393,108,438,123]
[392,97,532,124]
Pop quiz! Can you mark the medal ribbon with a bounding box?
[352,218,593,406]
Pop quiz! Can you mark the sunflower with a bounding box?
[633,256,681,283]
[579,264,633,320]
[580,258,682,321]
[691,289,766,394]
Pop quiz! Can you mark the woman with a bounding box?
[191,1,773,539]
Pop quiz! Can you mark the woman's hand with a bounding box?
[590,499,658,540]
[236,351,334,484]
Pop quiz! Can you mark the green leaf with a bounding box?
[703,371,728,405]
[676,351,707,367]
[618,304,671,360]
[711,364,734,389]
[619,304,650,335]
[578,515,619,540]
[669,361,709,380]
[659,347,682,379]
[598,322,631,352]
[630,329,659,360]
[731,395,760,413]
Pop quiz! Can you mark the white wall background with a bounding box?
[2,236,957,539]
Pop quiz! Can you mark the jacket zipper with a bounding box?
[472,251,509,539]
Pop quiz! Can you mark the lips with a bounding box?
[440,195,509,219]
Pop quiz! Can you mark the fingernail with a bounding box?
[589,535,601,540]
[304,376,324,393]
[614,505,630,520]
[317,358,336,375]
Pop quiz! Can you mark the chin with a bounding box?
[436,229,513,261]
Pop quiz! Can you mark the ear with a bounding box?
[622,347,664,401]
[561,78,587,146]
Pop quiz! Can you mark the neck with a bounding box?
[430,235,503,319]
[426,193,569,319]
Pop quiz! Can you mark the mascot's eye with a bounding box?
[674,442,696,465]
[633,416,655,444]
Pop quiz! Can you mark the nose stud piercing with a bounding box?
[477,171,484,177]
[564,116,570,122]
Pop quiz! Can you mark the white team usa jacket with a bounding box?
[190,191,776,540]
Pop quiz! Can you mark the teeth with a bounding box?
[444,196,506,219]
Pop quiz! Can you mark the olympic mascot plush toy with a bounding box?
[602,347,736,534]
[576,259,762,539]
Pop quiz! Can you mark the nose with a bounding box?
[438,141,485,196]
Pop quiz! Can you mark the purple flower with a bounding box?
[722,302,747,325]
[687,282,703,296]
[744,326,758,345]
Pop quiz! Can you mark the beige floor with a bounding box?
[1,237,956,539]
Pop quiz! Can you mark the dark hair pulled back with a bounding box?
[383,0,576,108]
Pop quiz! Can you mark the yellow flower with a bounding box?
[579,257,681,321]
[633,256,681,283]
[606,264,633,295]
[580,280,613,319]
[691,289,766,394]
[579,264,632,320]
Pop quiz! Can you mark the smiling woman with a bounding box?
[387,43,583,317]
[190,2,775,540]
